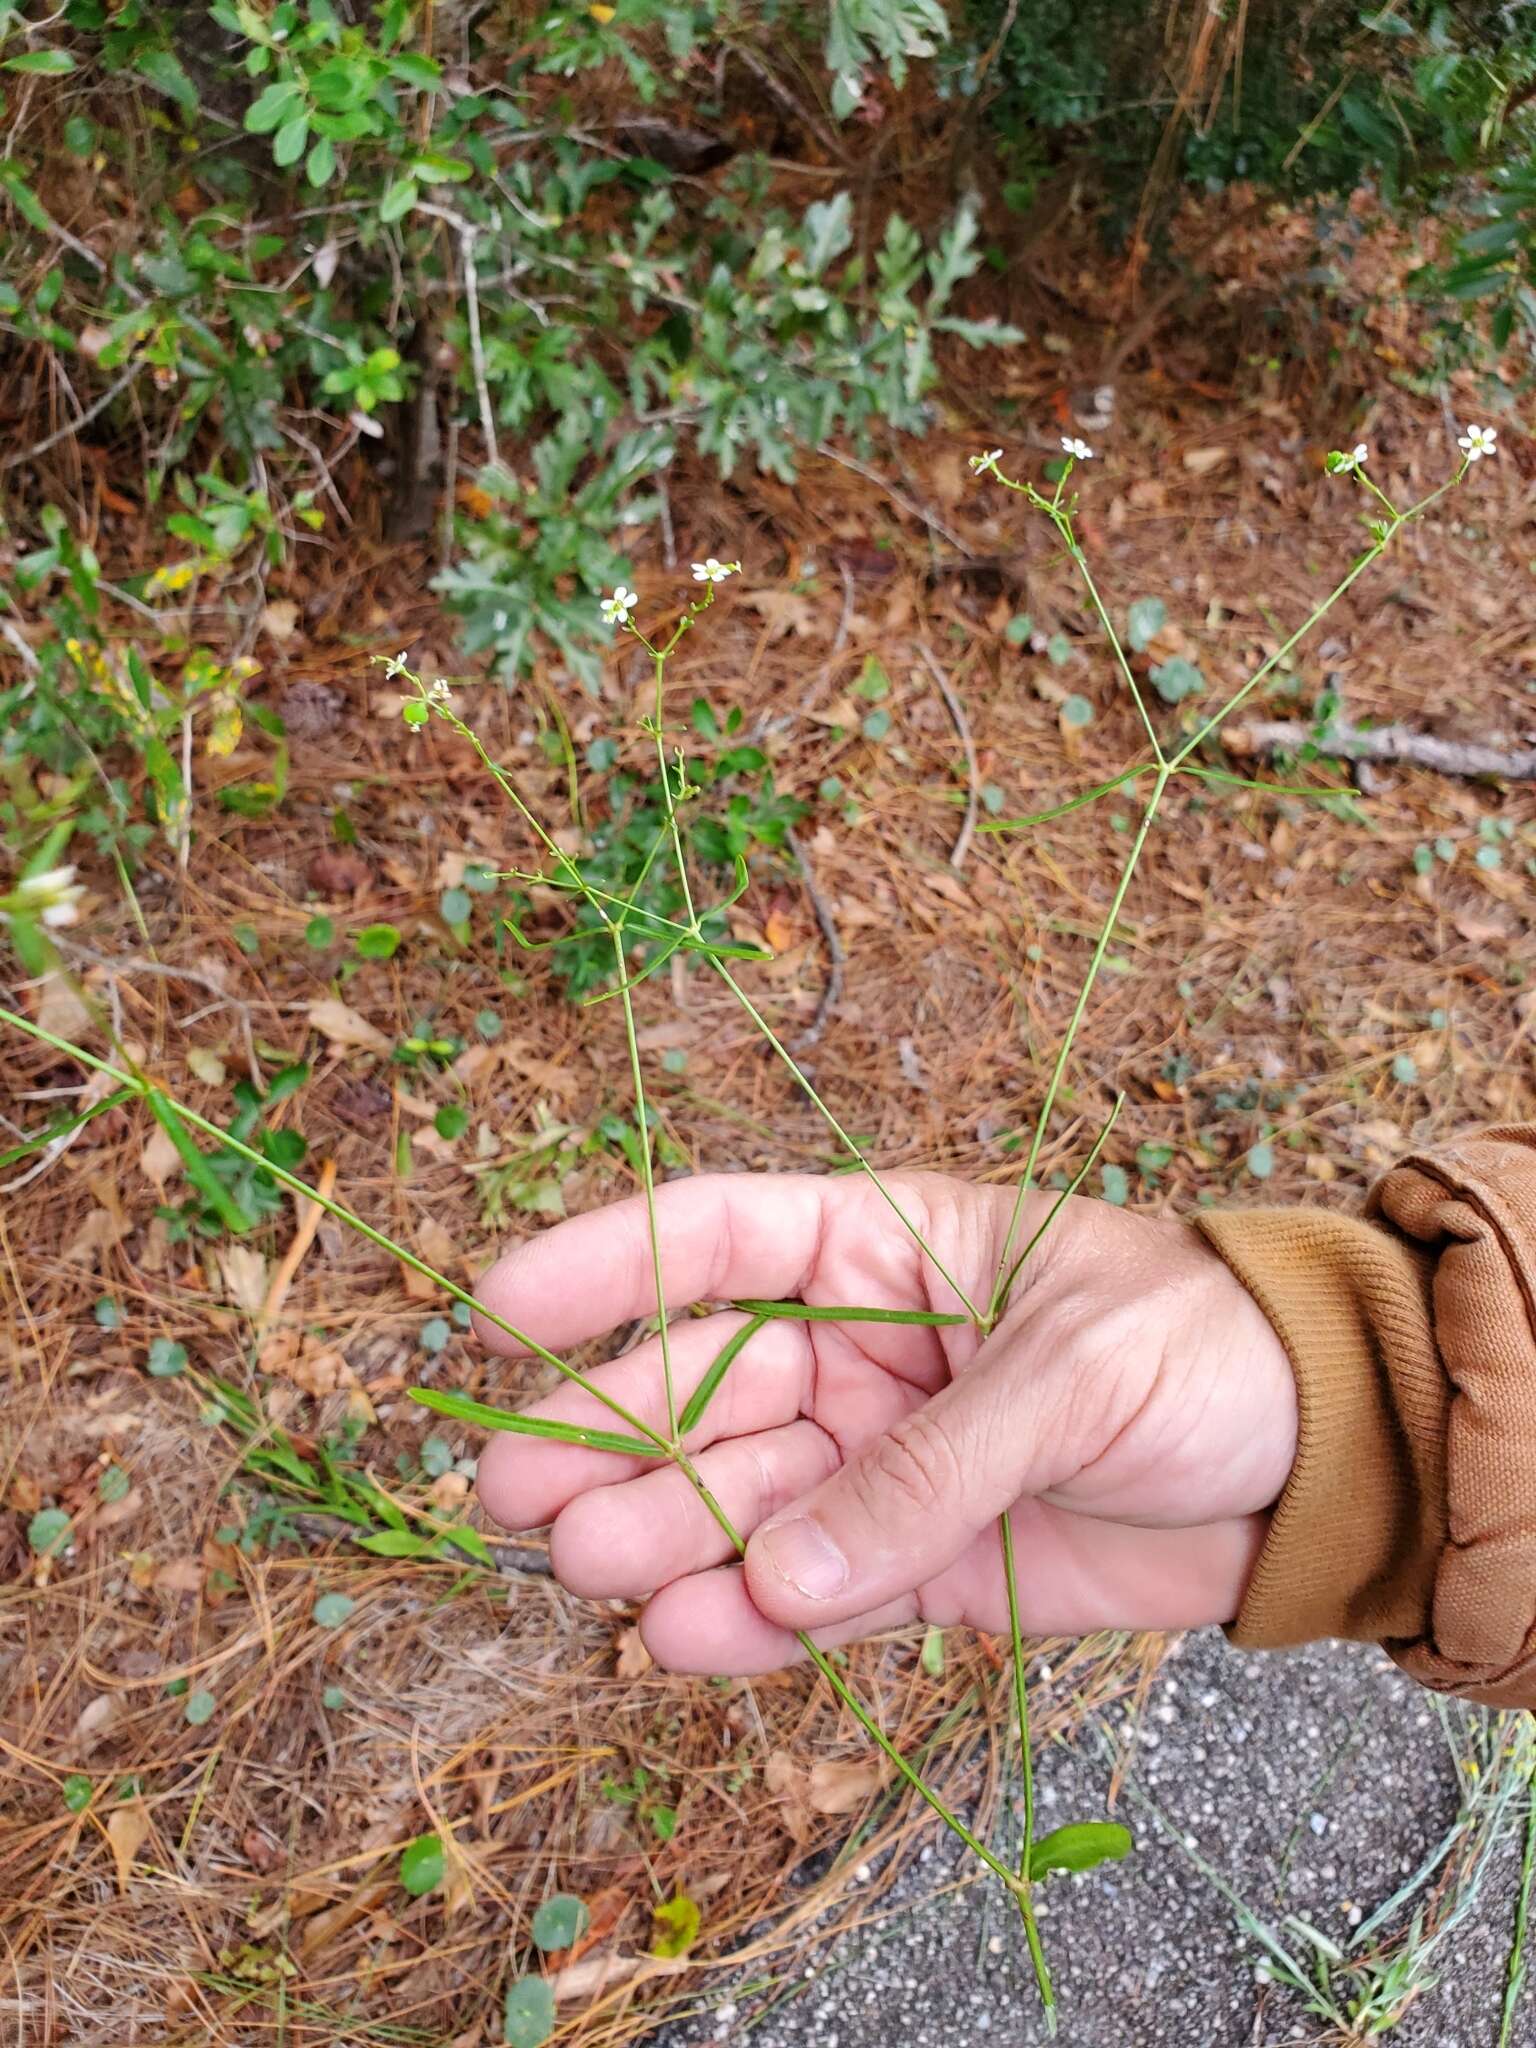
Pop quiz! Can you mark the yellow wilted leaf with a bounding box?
[206,696,243,758]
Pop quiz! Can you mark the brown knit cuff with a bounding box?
[1368,1128,1536,1707]
[1196,1206,1445,1650]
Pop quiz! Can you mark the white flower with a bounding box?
[600,585,638,625]
[12,865,85,929]
[1351,442,1368,466]
[1325,443,1369,475]
[1458,423,1497,461]
[691,558,735,584]
[968,448,1003,473]
[428,677,453,704]
[1061,436,1094,462]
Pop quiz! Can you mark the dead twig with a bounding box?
[814,444,974,558]
[917,642,981,870]
[786,825,845,1048]
[1227,719,1536,784]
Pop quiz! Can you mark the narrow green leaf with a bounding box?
[1027,1820,1133,1878]
[3,49,77,74]
[678,1315,767,1436]
[356,1528,435,1557]
[147,1090,252,1232]
[0,1085,135,1170]
[731,1300,969,1327]
[407,1388,655,1458]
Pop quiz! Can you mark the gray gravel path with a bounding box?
[691,1633,1532,2048]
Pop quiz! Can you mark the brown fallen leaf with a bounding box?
[307,848,373,897]
[218,1244,268,1317]
[416,1217,458,1273]
[807,1757,885,1814]
[107,1799,151,1891]
[139,1123,181,1192]
[260,599,299,642]
[153,1556,205,1596]
[615,1626,652,1678]
[764,1748,811,1842]
[73,1692,122,1751]
[306,999,391,1056]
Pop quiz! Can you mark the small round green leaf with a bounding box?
[434,1103,469,1141]
[503,1974,554,2048]
[356,922,402,960]
[94,1296,123,1329]
[98,1465,131,1504]
[418,1316,451,1354]
[399,1831,445,1897]
[305,914,335,948]
[439,886,471,925]
[1391,1053,1419,1086]
[148,1338,188,1377]
[28,1508,71,1556]
[1246,1142,1275,1180]
[1061,694,1094,728]
[313,1592,356,1629]
[185,1689,217,1726]
[532,1893,589,1953]
[1099,1163,1129,1207]
[62,1773,93,1812]
[322,1684,346,1710]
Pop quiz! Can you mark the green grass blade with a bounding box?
[146,1088,253,1233]
[732,1299,970,1326]
[408,1387,657,1458]
[979,769,1150,836]
[678,1314,768,1436]
[0,1084,135,1169]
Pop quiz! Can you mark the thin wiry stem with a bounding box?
[0,1007,668,1454]
[711,961,984,1324]
[1000,1512,1054,2028]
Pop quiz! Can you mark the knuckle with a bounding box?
[855,1409,961,1523]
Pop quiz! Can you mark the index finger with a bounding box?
[471,1172,830,1356]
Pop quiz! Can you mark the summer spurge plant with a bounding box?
[0,424,1496,2032]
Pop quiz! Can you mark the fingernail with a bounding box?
[758,1516,848,1601]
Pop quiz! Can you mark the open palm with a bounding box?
[472,1172,1296,1673]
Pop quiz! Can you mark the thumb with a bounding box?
[743,1355,1038,1632]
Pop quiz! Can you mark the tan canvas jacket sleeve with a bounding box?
[1196,1125,1536,1709]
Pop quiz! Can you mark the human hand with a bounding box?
[471,1172,1297,1674]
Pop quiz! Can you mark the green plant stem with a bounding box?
[610,919,680,1442]
[710,961,984,1324]
[0,1005,668,1454]
[988,768,1168,1320]
[1000,1511,1054,2029]
[1058,521,1164,765]
[677,1454,1031,1901]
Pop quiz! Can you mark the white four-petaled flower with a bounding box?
[1458,423,1497,461]
[691,558,735,584]
[1061,436,1094,462]
[968,448,1003,473]
[428,677,453,704]
[601,585,638,625]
